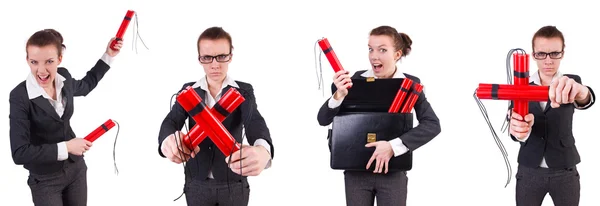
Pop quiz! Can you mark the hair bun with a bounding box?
[398,32,412,56]
[398,33,412,47]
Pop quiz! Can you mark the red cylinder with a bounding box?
[182,125,203,149]
[318,38,351,89]
[476,90,548,101]
[177,87,241,156]
[110,10,135,50]
[318,38,345,73]
[400,84,424,113]
[388,78,413,113]
[524,54,530,76]
[513,53,518,76]
[513,53,530,117]
[84,119,116,142]
[514,54,529,85]
[177,88,231,155]
[478,83,548,91]
[217,88,245,119]
[182,87,245,150]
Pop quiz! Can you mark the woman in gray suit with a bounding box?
[9,28,122,206]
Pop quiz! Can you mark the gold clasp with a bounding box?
[367,133,377,143]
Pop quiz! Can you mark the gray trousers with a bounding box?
[516,164,580,206]
[344,170,408,206]
[184,178,250,206]
[27,160,88,206]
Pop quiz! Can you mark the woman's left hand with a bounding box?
[365,141,394,174]
[549,76,590,108]
[106,37,123,57]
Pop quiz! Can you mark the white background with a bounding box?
[1,0,598,205]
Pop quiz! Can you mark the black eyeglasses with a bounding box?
[532,51,563,60]
[198,53,231,64]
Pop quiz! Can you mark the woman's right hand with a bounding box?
[106,37,123,57]
[161,131,201,164]
[509,111,535,140]
[66,138,93,156]
[333,70,352,100]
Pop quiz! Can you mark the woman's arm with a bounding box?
[239,84,274,159]
[67,53,113,97]
[393,82,442,151]
[9,89,61,165]
[317,83,344,126]
[69,38,121,97]
[157,83,193,157]
[571,75,595,109]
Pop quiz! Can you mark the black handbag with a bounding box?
[328,112,413,171]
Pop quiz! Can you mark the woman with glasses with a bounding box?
[508,25,595,206]
[317,25,441,206]
[157,26,274,206]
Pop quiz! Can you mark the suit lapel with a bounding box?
[62,79,73,120]
[530,100,543,113]
[238,86,251,125]
[221,85,231,97]
[31,97,62,121]
[194,87,207,104]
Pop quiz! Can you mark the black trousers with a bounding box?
[27,159,88,206]
[184,178,250,206]
[515,164,580,206]
[344,170,408,206]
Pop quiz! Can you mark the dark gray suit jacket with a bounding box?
[9,59,111,175]
[510,74,595,169]
[158,81,273,181]
[317,70,441,152]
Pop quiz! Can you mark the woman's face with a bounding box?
[532,37,563,78]
[198,38,232,83]
[26,45,62,89]
[368,35,402,78]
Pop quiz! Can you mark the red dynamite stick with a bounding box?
[176,90,230,155]
[400,84,424,113]
[177,87,240,156]
[110,10,135,50]
[177,89,236,156]
[182,88,245,150]
[182,88,245,149]
[388,78,414,113]
[513,53,531,117]
[84,119,116,142]
[475,88,549,101]
[317,38,345,73]
[318,38,352,89]
[478,83,548,91]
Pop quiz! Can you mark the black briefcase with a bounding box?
[329,112,413,171]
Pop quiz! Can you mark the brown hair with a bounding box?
[369,25,412,59]
[532,25,565,51]
[197,27,233,55]
[26,29,66,57]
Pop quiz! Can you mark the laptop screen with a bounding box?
[339,78,407,113]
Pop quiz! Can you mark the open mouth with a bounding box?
[372,63,383,71]
[38,74,50,83]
